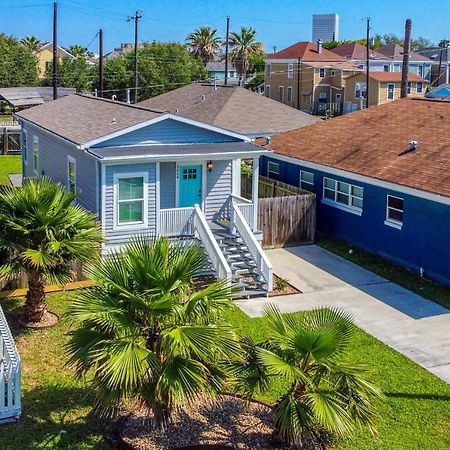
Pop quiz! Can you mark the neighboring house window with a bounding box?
[266,63,271,77]
[385,195,404,229]
[115,174,147,227]
[300,170,314,190]
[323,177,364,212]
[319,68,325,78]
[288,63,294,78]
[33,135,39,174]
[417,65,424,78]
[287,86,293,102]
[387,83,395,100]
[277,86,284,101]
[319,92,327,102]
[21,129,27,164]
[358,64,364,70]
[383,64,390,72]
[394,63,401,72]
[417,82,423,93]
[45,60,52,72]
[407,82,412,95]
[331,70,336,76]
[67,156,76,194]
[267,161,280,180]
[265,84,271,97]
[355,82,367,99]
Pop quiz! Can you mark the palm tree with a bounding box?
[21,35,41,52]
[439,39,450,48]
[68,45,94,59]
[0,177,103,324]
[231,306,382,447]
[66,236,240,428]
[229,26,264,84]
[186,26,222,66]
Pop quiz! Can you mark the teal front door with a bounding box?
[178,165,203,207]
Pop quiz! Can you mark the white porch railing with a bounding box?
[231,203,273,291]
[159,207,194,236]
[193,204,232,285]
[231,194,255,230]
[0,306,21,424]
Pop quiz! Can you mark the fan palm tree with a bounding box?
[21,35,41,52]
[229,26,264,84]
[231,306,382,447]
[68,44,94,59]
[186,26,222,66]
[0,177,103,323]
[66,236,240,428]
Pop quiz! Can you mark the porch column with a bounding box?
[252,157,259,231]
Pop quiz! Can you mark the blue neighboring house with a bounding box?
[15,94,273,294]
[261,97,450,287]
[426,84,450,99]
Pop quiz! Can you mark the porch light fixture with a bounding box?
[207,160,214,172]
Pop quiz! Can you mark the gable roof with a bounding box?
[332,42,387,60]
[267,98,450,199]
[377,44,432,62]
[416,47,450,62]
[138,83,321,136]
[266,42,345,61]
[37,41,75,59]
[426,84,450,99]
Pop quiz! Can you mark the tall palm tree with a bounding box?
[439,39,450,48]
[66,236,240,428]
[21,35,41,52]
[229,26,264,84]
[68,44,94,59]
[231,306,382,447]
[0,177,103,323]
[186,26,222,66]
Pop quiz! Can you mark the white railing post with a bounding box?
[252,157,259,232]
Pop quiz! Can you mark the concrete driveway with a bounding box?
[237,245,450,384]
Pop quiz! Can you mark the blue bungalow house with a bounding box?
[15,94,273,295]
[261,97,450,287]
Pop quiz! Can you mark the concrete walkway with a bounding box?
[237,245,450,384]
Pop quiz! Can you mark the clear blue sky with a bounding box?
[1,0,448,53]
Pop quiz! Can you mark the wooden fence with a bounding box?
[0,128,20,155]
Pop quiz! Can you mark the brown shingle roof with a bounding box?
[15,94,163,145]
[332,42,387,60]
[266,42,345,61]
[268,98,450,198]
[138,83,321,135]
[377,44,432,62]
[368,72,428,82]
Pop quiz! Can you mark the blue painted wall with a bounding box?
[261,155,450,286]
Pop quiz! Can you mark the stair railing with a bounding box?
[230,194,255,230]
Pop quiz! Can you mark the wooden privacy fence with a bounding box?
[0,128,20,155]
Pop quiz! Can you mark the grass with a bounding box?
[317,234,450,310]
[1,292,449,449]
[0,155,21,185]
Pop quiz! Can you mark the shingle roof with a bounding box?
[332,42,387,60]
[0,87,76,107]
[377,44,432,62]
[302,61,361,70]
[138,83,321,136]
[268,98,450,198]
[266,42,345,61]
[416,47,450,62]
[15,94,164,145]
[367,72,428,82]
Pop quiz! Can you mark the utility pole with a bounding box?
[401,19,412,98]
[365,17,370,109]
[128,11,142,103]
[98,29,104,97]
[52,1,58,100]
[224,16,230,86]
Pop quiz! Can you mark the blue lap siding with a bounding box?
[261,155,450,286]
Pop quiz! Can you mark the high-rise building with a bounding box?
[312,14,339,43]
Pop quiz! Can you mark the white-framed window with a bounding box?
[21,129,28,164]
[331,70,336,76]
[277,86,284,101]
[67,156,76,194]
[385,195,404,229]
[394,63,402,72]
[300,170,314,190]
[417,65,424,78]
[383,64,390,72]
[266,63,272,77]
[287,63,294,78]
[267,161,280,180]
[319,92,327,102]
[114,172,148,229]
[265,84,271,98]
[33,135,39,175]
[355,82,367,99]
[387,83,395,100]
[323,177,363,214]
[416,82,423,93]
[319,68,325,78]
[287,86,293,102]
[407,81,412,95]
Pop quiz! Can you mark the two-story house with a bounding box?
[35,42,75,78]
[416,46,450,86]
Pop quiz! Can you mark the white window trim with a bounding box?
[383,64,390,72]
[278,85,284,101]
[300,170,314,188]
[331,70,336,76]
[32,135,39,175]
[322,177,363,216]
[287,86,293,103]
[385,194,403,230]
[416,82,423,93]
[407,81,412,96]
[113,171,149,231]
[67,155,76,193]
[267,161,280,178]
[287,63,294,79]
[387,83,395,100]
[319,68,325,78]
[22,129,28,165]
[267,63,272,77]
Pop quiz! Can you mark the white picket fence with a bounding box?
[0,306,21,424]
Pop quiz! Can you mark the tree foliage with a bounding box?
[44,56,95,92]
[21,35,41,52]
[186,26,222,66]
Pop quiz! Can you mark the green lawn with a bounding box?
[317,234,450,310]
[0,155,21,185]
[1,292,449,449]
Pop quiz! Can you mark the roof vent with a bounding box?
[317,39,323,54]
[111,117,117,124]
[409,140,418,151]
[175,108,179,113]
[265,136,271,146]
[200,94,206,102]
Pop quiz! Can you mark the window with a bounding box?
[21,129,27,164]
[300,170,314,190]
[383,64,390,72]
[266,63,271,77]
[323,177,363,214]
[319,92,327,102]
[358,64,365,70]
[331,70,336,76]
[115,174,147,227]
[288,63,294,78]
[267,161,280,180]
[355,82,367,99]
[67,156,76,194]
[417,82,423,93]
[277,86,284,101]
[183,167,197,179]
[265,84,271,98]
[407,81,412,95]
[33,135,39,174]
[394,63,402,72]
[385,195,404,229]
[417,65,424,78]
[387,83,395,100]
[319,68,325,78]
[287,86,293,102]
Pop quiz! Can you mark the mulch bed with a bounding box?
[120,395,324,450]
[17,310,59,329]
[269,275,301,297]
